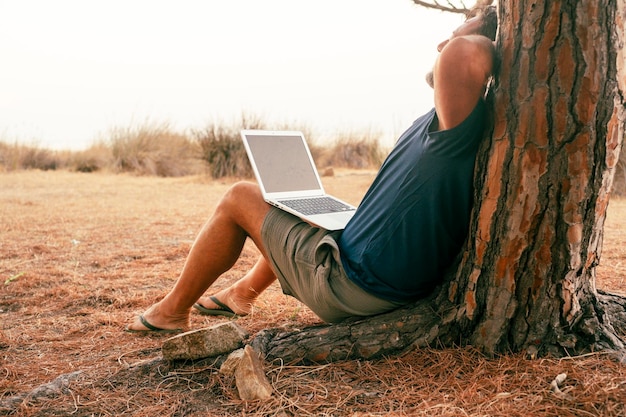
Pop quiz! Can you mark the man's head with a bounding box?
[467,4,498,41]
[426,5,498,88]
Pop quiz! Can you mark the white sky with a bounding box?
[0,0,461,150]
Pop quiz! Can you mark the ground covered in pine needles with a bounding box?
[1,170,625,416]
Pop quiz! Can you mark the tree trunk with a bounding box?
[251,0,626,363]
[455,0,626,352]
[451,0,626,356]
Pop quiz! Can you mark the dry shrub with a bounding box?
[195,114,316,179]
[0,141,63,171]
[69,142,113,173]
[0,119,386,178]
[195,124,254,179]
[109,122,202,177]
[315,130,386,169]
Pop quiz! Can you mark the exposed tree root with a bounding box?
[0,371,82,412]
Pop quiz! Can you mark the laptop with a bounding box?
[241,129,357,230]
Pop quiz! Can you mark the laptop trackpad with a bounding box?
[308,211,355,231]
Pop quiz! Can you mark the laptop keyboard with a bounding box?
[280,197,354,215]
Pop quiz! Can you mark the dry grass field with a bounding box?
[1,170,625,416]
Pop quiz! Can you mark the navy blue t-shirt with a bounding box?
[338,100,486,303]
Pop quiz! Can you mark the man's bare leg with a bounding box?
[127,182,273,332]
[196,256,277,315]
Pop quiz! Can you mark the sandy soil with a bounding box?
[0,170,624,416]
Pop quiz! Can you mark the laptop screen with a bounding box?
[244,133,322,193]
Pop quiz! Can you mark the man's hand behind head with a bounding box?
[433,35,496,131]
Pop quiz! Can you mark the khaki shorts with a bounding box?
[261,208,403,323]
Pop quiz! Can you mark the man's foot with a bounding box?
[125,315,183,334]
[125,302,190,333]
[193,296,238,318]
[195,288,255,317]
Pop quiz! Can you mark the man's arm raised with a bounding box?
[433,35,495,131]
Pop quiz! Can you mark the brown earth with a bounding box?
[0,170,625,416]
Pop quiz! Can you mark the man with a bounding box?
[127,5,498,332]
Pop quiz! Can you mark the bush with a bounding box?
[194,115,315,179]
[194,124,253,179]
[69,142,112,173]
[0,120,387,177]
[315,130,386,169]
[0,141,64,171]
[108,123,202,177]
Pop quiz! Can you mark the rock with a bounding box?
[162,322,248,361]
[219,348,245,375]
[234,345,273,401]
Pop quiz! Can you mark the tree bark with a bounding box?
[250,0,626,363]
[454,0,626,356]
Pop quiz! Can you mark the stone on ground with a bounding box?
[234,345,273,401]
[161,322,248,361]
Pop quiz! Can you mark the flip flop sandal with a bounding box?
[193,295,237,318]
[125,315,183,334]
